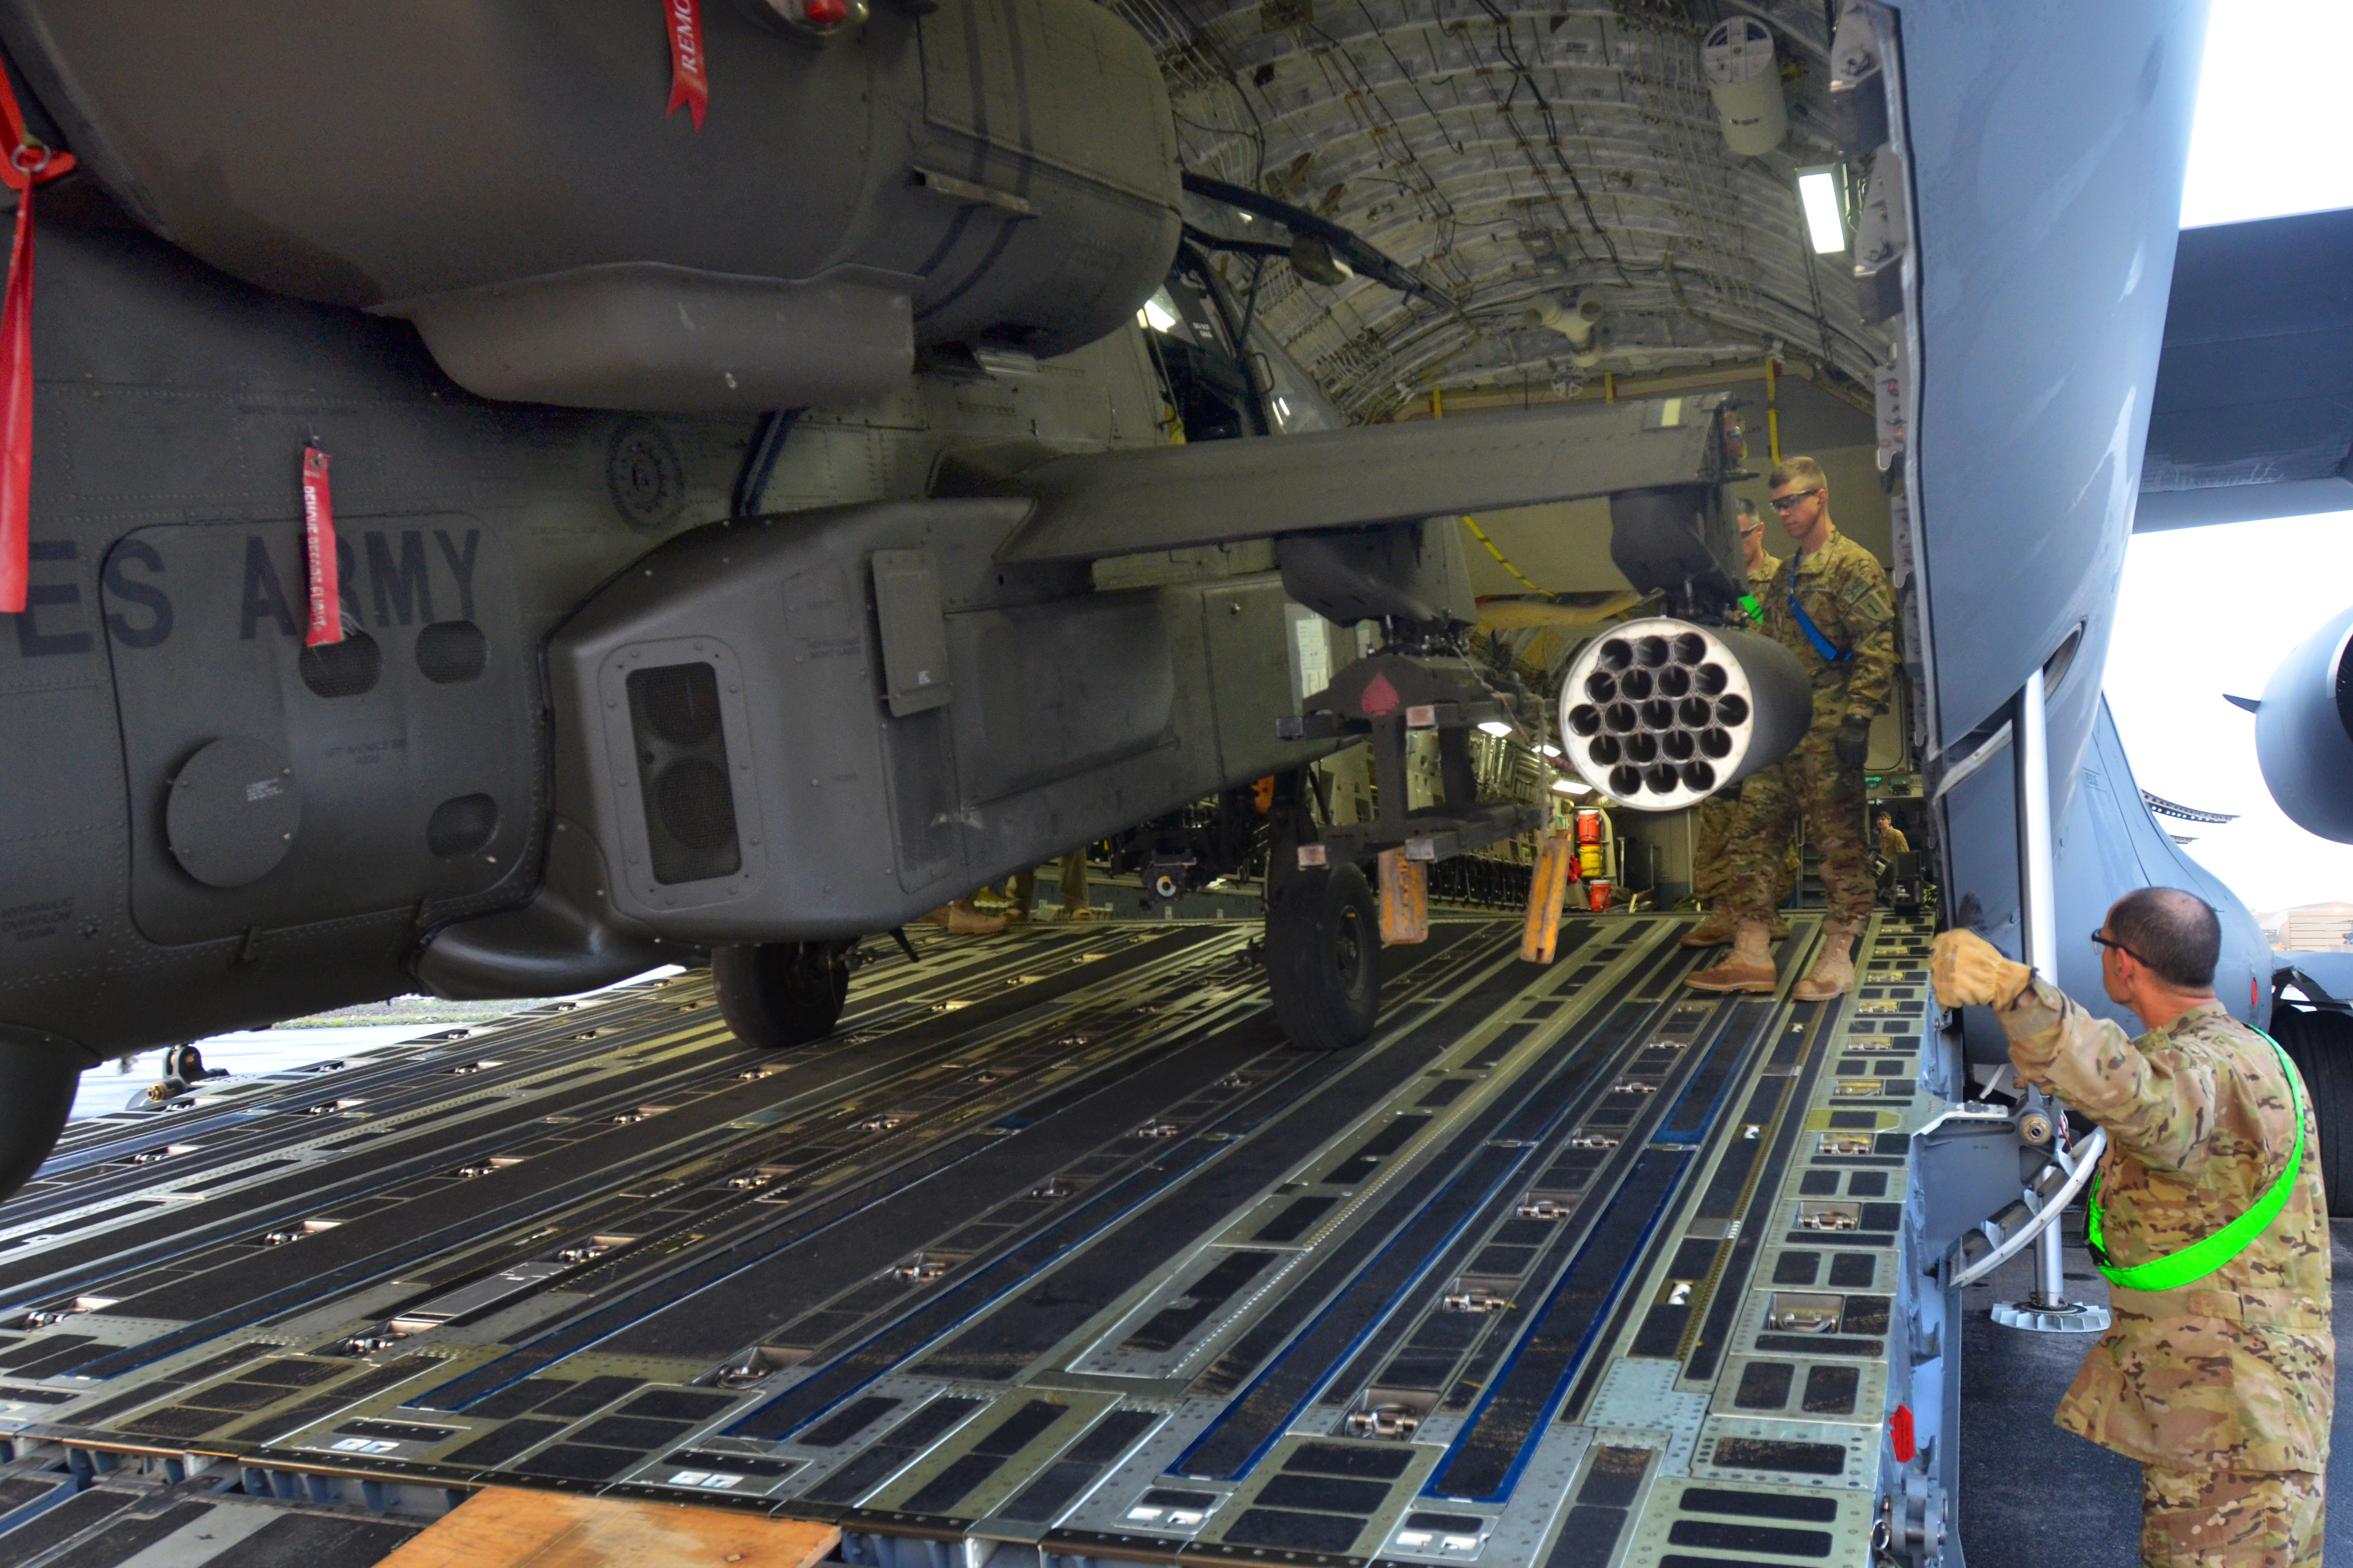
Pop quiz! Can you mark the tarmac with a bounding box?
[1958,1215,2351,1565]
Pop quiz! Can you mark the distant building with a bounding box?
[2256,901,2353,951]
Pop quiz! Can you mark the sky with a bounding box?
[2099,0,2353,917]
[2106,520,2353,914]
[2177,0,2353,229]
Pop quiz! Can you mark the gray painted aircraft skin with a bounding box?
[1890,1,2282,1057]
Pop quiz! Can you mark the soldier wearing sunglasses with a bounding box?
[1933,891,2331,1566]
[1688,457,1896,1000]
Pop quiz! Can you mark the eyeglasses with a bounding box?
[1768,488,1823,513]
[1739,521,1764,536]
[2090,930,2146,966]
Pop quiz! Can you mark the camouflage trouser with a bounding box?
[2141,1466,2324,1567]
[1722,719,1872,926]
[1695,794,1798,908]
[1006,851,1090,918]
[1693,794,1737,905]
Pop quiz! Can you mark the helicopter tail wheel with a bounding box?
[1264,863,1381,1051]
[713,941,852,1050]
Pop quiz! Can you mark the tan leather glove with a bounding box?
[1931,929,2033,1009]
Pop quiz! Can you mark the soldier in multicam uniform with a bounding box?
[1689,457,1896,1000]
[1687,498,1790,946]
[1934,889,2332,1567]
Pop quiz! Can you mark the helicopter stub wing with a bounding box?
[989,393,1741,564]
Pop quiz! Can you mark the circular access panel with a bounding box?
[427,793,501,858]
[165,737,301,888]
[606,417,686,532]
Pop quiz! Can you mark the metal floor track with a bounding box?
[0,912,1945,1568]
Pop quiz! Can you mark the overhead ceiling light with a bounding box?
[1138,291,1180,334]
[1539,744,1562,758]
[1796,166,1847,254]
[1550,777,1593,796]
[1477,720,1513,737]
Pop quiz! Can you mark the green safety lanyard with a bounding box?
[2085,1028,2305,1292]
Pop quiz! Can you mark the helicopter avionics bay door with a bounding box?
[101,517,533,946]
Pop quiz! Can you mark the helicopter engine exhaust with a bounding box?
[1557,617,1812,810]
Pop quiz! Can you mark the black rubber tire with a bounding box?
[1264,863,1381,1051]
[713,941,850,1050]
[0,1033,80,1202]
[2273,1006,2353,1217]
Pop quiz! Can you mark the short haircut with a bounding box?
[2106,887,2221,989]
[1875,810,1891,821]
[1736,496,1759,517]
[1769,455,1827,492]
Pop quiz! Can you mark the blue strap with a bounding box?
[1785,568,1851,663]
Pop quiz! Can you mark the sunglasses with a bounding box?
[2089,930,2146,966]
[1768,488,1823,513]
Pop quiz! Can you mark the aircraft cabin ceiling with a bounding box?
[1111,0,1888,421]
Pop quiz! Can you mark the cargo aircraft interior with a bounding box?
[0,3,2343,1567]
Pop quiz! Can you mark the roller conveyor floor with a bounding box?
[0,911,1944,1568]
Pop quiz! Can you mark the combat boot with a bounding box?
[1687,910,1789,946]
[1680,910,1737,948]
[1791,924,1858,1002]
[1686,920,1778,992]
[924,899,1009,936]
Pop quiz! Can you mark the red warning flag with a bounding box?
[301,446,341,646]
[666,0,709,129]
[0,70,74,615]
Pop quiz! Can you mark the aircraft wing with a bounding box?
[2136,206,2353,531]
[991,394,1736,563]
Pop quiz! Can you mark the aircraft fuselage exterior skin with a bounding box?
[1887,0,2269,1045]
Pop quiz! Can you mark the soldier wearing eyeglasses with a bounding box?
[1934,891,2332,1567]
[1688,456,1896,999]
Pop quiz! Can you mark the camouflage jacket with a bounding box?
[1736,551,1782,626]
[1997,979,2333,1472]
[1755,527,1896,723]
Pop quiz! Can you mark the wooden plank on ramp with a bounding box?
[376,1487,840,1568]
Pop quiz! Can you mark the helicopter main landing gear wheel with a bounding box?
[1264,863,1381,1051]
[713,940,853,1050]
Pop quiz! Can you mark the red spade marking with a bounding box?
[1360,671,1400,717]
